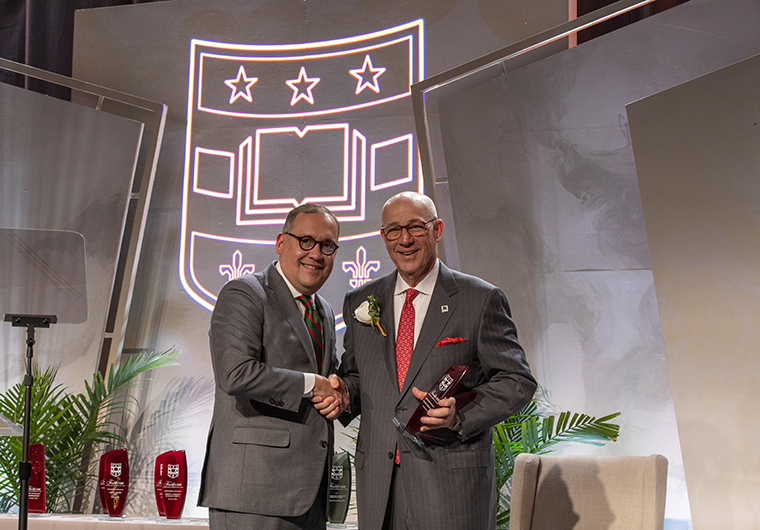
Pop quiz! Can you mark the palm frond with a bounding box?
[493,404,621,529]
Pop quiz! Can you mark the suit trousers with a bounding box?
[382,463,410,530]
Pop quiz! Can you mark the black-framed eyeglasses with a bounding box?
[380,219,437,241]
[284,232,339,256]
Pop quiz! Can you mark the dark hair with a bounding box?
[282,204,340,237]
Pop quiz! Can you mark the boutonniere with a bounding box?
[436,336,466,347]
[354,295,386,336]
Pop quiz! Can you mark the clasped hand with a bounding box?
[311,374,349,420]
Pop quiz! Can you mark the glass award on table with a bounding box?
[393,365,469,459]
[28,444,46,514]
[159,450,188,519]
[102,449,129,517]
[327,451,351,524]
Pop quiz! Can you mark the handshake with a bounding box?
[311,374,350,420]
[309,374,460,431]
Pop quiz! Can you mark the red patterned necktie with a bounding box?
[395,288,419,465]
[297,295,323,370]
[396,288,419,389]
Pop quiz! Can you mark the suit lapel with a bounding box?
[264,264,318,372]
[375,274,399,393]
[400,264,459,398]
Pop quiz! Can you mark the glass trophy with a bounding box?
[160,450,188,519]
[102,449,129,517]
[327,451,351,524]
[393,365,469,457]
[28,444,45,514]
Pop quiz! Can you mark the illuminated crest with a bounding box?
[180,21,426,327]
[331,465,344,481]
[110,463,122,478]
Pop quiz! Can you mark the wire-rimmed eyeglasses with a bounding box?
[284,232,339,256]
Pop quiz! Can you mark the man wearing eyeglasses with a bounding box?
[319,191,536,530]
[199,203,344,530]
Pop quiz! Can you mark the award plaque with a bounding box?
[154,451,169,516]
[160,450,188,519]
[394,365,469,451]
[327,451,351,524]
[103,448,129,517]
[28,443,46,514]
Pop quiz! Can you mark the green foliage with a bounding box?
[0,349,178,513]
[493,398,621,529]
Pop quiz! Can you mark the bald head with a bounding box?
[381,192,437,226]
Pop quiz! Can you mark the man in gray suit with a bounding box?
[199,203,345,530]
[319,191,536,529]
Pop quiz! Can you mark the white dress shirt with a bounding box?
[392,259,441,347]
[275,261,316,396]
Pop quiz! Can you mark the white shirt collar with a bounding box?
[394,259,440,297]
[275,261,308,299]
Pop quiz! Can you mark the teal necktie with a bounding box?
[297,295,323,369]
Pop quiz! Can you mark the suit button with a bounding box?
[320,440,328,448]
[395,406,404,414]
[388,452,394,459]
[269,398,276,405]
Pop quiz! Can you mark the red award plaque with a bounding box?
[28,443,46,514]
[400,365,469,445]
[154,451,169,516]
[103,448,129,517]
[160,450,188,519]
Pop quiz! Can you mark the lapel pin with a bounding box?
[441,305,449,313]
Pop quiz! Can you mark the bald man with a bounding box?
[321,192,536,529]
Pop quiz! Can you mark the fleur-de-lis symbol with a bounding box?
[219,250,255,282]
[342,246,381,288]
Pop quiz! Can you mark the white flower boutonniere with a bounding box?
[354,295,386,336]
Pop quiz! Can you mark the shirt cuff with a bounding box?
[303,372,315,397]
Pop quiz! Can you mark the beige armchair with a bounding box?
[509,453,668,530]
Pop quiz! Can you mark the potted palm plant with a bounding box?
[0,348,178,513]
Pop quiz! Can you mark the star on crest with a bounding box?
[224,65,258,104]
[285,66,321,106]
[349,55,386,95]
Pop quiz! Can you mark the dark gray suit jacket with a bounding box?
[339,263,536,530]
[198,263,336,517]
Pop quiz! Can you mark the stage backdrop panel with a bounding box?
[72,0,569,518]
[0,80,142,396]
[628,52,760,530]
[430,0,760,526]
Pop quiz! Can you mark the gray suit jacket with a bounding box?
[198,262,336,517]
[339,263,536,530]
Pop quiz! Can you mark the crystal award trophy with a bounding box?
[393,365,469,456]
[160,450,188,519]
[103,448,129,517]
[28,443,46,514]
[327,451,351,524]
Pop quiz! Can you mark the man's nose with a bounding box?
[398,228,414,244]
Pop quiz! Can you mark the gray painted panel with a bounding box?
[629,51,760,530]
[433,0,760,525]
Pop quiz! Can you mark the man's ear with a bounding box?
[433,219,444,242]
[275,232,285,255]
